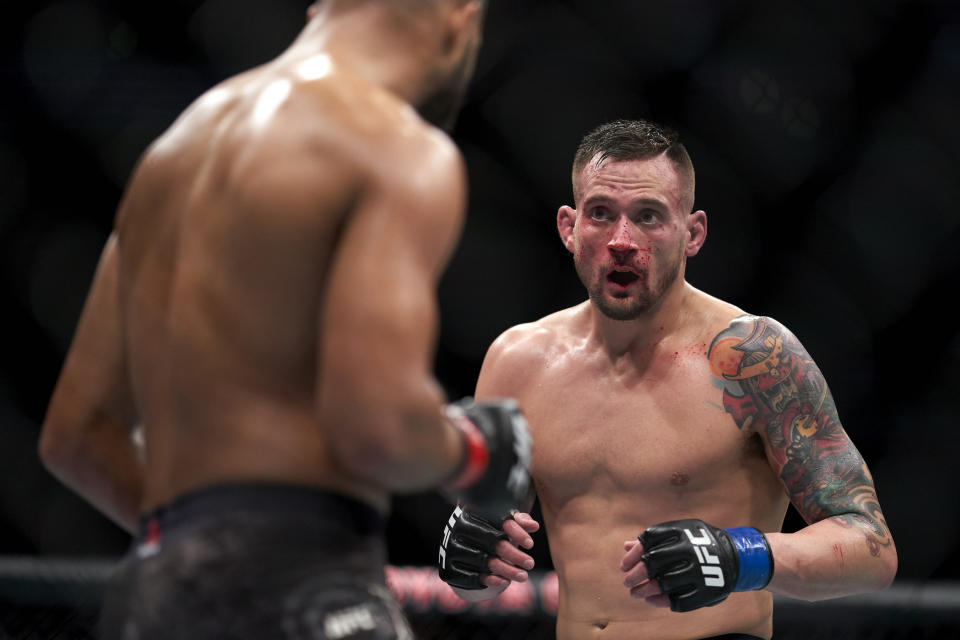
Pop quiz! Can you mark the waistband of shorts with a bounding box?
[137,483,385,542]
[701,634,766,640]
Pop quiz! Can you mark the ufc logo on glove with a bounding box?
[684,528,725,588]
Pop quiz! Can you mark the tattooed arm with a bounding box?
[708,315,897,601]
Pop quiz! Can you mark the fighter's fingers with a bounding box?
[620,540,646,570]
[628,579,662,600]
[622,557,651,588]
[623,539,640,551]
[487,557,529,582]
[509,512,541,533]
[494,538,536,571]
[642,594,672,609]
[503,517,536,548]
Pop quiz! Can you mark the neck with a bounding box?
[286,3,439,106]
[587,278,693,359]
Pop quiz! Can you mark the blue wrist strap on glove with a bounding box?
[724,527,773,591]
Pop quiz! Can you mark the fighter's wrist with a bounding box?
[444,406,489,492]
[724,527,774,591]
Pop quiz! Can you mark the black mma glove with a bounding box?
[639,518,774,612]
[438,505,507,590]
[444,398,533,518]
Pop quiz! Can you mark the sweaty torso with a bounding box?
[116,53,419,512]
[494,292,789,640]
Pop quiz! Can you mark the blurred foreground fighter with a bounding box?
[437,119,896,640]
[39,1,534,638]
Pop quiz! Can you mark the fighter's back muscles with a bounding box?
[40,72,471,525]
[130,82,471,510]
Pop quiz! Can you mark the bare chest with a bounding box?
[521,349,760,506]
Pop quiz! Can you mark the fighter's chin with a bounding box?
[590,293,648,321]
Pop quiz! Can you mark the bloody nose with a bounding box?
[607,218,637,256]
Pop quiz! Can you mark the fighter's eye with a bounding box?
[638,210,659,224]
[590,207,613,221]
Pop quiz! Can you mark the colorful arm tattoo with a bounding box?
[708,315,892,557]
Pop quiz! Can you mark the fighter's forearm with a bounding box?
[39,418,143,534]
[323,373,467,493]
[765,516,897,601]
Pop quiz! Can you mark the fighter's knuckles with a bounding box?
[501,518,523,538]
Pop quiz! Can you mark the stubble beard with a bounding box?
[579,246,684,321]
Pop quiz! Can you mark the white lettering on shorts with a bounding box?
[684,528,724,588]
[323,604,376,639]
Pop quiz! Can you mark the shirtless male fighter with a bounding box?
[437,119,897,640]
[39,1,533,638]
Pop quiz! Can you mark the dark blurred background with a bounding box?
[1,0,958,613]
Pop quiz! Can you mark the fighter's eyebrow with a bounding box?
[582,194,669,210]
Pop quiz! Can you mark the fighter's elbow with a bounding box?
[875,543,898,591]
[326,401,450,491]
[322,375,449,487]
[330,422,400,479]
[38,418,80,481]
[852,538,898,595]
[330,415,422,475]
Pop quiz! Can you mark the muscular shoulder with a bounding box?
[309,80,467,228]
[708,314,812,383]
[223,70,465,216]
[297,73,465,191]
[710,314,799,348]
[366,115,466,211]
[476,306,584,399]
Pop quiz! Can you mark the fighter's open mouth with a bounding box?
[608,270,639,286]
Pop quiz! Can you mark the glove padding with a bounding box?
[639,519,772,613]
[446,398,533,519]
[438,505,507,590]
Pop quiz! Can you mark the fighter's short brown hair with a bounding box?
[571,119,695,213]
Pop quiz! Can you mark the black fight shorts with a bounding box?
[99,484,413,640]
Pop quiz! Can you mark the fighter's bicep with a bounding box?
[724,317,881,525]
[317,155,466,401]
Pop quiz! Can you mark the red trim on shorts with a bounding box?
[144,518,161,545]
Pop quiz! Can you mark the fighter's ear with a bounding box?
[442,0,483,56]
[557,205,577,254]
[685,210,707,257]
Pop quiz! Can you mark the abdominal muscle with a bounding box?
[548,519,772,640]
